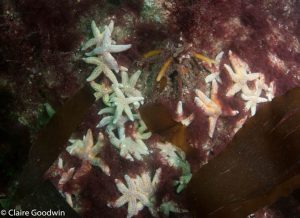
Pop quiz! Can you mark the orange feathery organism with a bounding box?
[156,57,173,82]
[142,49,162,59]
[193,52,216,66]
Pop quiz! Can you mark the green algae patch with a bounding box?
[141,0,162,23]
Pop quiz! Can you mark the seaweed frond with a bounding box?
[156,57,173,82]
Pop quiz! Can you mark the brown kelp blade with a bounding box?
[187,87,300,217]
[139,103,177,133]
[14,84,94,203]
[139,103,193,153]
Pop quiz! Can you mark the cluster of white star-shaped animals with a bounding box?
[190,50,275,138]
[53,20,276,217]
[51,20,190,217]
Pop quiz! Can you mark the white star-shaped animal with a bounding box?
[195,80,239,138]
[82,20,114,51]
[119,68,143,98]
[55,158,76,208]
[84,21,131,73]
[225,51,260,97]
[108,130,149,161]
[57,158,75,188]
[109,169,161,218]
[66,129,110,176]
[110,85,144,124]
[157,142,186,168]
[90,81,113,100]
[97,107,135,138]
[256,73,276,101]
[241,80,268,116]
[118,67,144,109]
[156,142,192,193]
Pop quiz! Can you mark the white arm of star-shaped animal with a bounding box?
[175,101,194,126]
[205,51,224,84]
[66,129,110,176]
[85,26,131,73]
[110,85,144,124]
[241,82,268,116]
[205,71,222,84]
[265,81,275,101]
[150,168,161,189]
[135,116,149,134]
[225,51,260,97]
[109,169,161,218]
[82,57,119,84]
[82,20,114,51]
